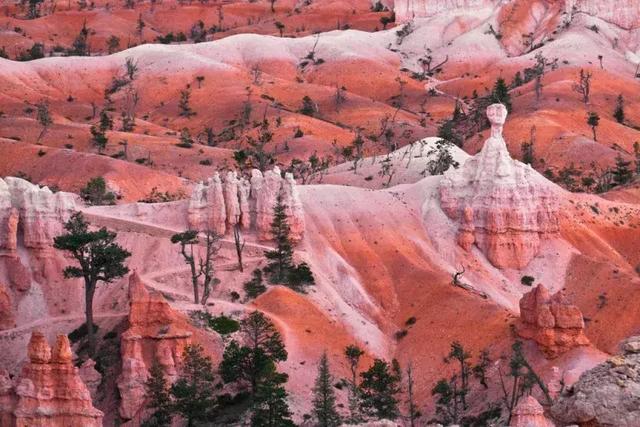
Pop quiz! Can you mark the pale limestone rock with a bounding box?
[249,169,263,231]
[224,171,241,226]
[256,167,284,241]
[187,173,227,234]
[283,172,305,242]
[238,177,251,230]
[439,104,559,269]
[51,334,73,364]
[394,0,498,22]
[551,336,640,426]
[27,331,51,364]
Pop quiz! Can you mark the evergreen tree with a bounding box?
[490,77,512,112]
[80,177,116,206]
[251,369,295,427]
[612,154,633,186]
[90,125,108,153]
[614,94,625,124]
[220,311,287,395]
[263,193,294,283]
[36,100,52,142]
[143,362,173,427]
[71,21,90,56]
[312,352,341,427]
[54,212,130,355]
[171,344,217,426]
[344,344,364,423]
[359,359,401,420]
[244,268,267,300]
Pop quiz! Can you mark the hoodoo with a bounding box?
[439,104,559,269]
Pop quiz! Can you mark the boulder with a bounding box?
[551,336,640,426]
[517,284,589,358]
[439,104,559,269]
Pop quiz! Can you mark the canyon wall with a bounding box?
[394,0,500,22]
[0,332,103,426]
[188,167,304,242]
[439,104,559,269]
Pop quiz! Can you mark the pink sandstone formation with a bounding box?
[188,167,304,241]
[439,104,559,269]
[0,283,15,330]
[509,395,555,427]
[0,332,103,426]
[117,272,193,420]
[517,284,590,358]
[78,359,102,400]
[394,0,498,22]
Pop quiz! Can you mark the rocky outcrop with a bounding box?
[78,359,101,400]
[117,272,193,420]
[551,336,640,426]
[1,178,78,292]
[517,284,589,358]
[394,0,498,22]
[510,395,555,427]
[0,332,103,426]
[0,283,15,330]
[439,104,559,269]
[188,168,304,241]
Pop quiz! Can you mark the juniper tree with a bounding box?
[612,154,633,186]
[312,352,342,427]
[587,111,600,141]
[80,177,116,206]
[614,94,625,124]
[143,362,173,427]
[54,212,131,355]
[36,100,52,142]
[219,310,287,395]
[360,358,401,420]
[171,344,218,426]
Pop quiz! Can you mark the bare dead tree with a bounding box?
[573,69,592,104]
[233,216,245,272]
[452,265,465,286]
[199,229,221,305]
[418,48,449,79]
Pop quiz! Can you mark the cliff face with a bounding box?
[517,284,590,358]
[439,104,559,269]
[509,395,555,427]
[188,167,304,242]
[0,332,103,427]
[569,0,640,29]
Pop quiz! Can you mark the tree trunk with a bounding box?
[234,224,244,272]
[85,283,96,356]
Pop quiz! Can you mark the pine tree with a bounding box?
[142,362,173,427]
[80,177,116,206]
[220,311,287,395]
[344,344,364,423]
[53,212,130,356]
[491,77,512,112]
[171,344,217,426]
[244,268,266,300]
[312,353,341,427]
[612,154,633,186]
[251,369,295,427]
[264,192,294,284]
[614,94,625,124]
[587,111,600,141]
[360,359,401,420]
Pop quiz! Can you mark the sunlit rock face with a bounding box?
[439,103,559,269]
[517,284,590,358]
[509,395,555,427]
[188,167,304,242]
[0,332,103,426]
